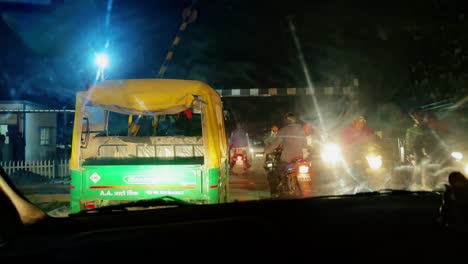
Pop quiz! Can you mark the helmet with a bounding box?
[284,112,297,124]
[352,115,367,130]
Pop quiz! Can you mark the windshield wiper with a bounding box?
[73,196,192,215]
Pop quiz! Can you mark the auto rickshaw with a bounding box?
[70,79,228,213]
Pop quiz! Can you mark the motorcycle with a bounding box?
[350,144,385,170]
[279,158,314,198]
[264,148,282,195]
[230,147,250,174]
[343,142,389,189]
[316,140,388,192]
[449,151,468,174]
[400,148,468,189]
[264,148,281,171]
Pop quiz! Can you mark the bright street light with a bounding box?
[94,52,110,69]
[94,52,110,81]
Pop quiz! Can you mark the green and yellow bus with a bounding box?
[70,79,228,213]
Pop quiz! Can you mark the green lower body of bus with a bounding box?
[70,158,228,214]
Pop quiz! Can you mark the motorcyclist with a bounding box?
[340,115,382,176]
[303,123,313,145]
[264,125,279,149]
[263,124,280,164]
[229,122,251,169]
[405,110,442,164]
[303,123,316,160]
[263,125,281,192]
[264,112,307,197]
[340,115,375,149]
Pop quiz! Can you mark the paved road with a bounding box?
[227,157,380,201]
[228,157,271,202]
[227,158,453,201]
[226,157,379,200]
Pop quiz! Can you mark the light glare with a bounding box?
[298,165,309,174]
[451,152,463,161]
[94,52,110,69]
[366,155,382,170]
[321,143,342,164]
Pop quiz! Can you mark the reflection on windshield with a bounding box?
[1,0,467,217]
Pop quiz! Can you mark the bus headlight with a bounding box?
[366,155,382,170]
[321,144,342,164]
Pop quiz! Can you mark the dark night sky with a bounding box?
[0,0,468,109]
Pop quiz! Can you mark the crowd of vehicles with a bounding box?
[258,106,468,198]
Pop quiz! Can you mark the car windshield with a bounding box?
[0,0,467,217]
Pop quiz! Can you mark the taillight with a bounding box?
[86,203,96,210]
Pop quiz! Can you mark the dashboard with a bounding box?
[1,191,466,259]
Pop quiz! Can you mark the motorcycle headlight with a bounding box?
[366,155,382,170]
[249,148,254,153]
[266,163,273,168]
[321,143,342,164]
[298,165,309,174]
[451,152,463,161]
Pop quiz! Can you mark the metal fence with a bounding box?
[0,160,70,178]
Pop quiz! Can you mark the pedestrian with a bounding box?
[0,134,5,161]
[15,132,25,161]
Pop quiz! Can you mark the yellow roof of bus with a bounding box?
[78,79,219,114]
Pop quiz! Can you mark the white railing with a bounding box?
[0,160,70,179]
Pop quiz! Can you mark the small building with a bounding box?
[0,101,58,161]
